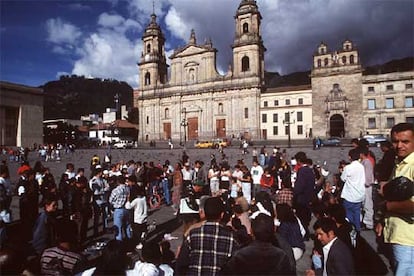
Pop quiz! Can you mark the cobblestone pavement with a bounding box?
[2,144,391,274]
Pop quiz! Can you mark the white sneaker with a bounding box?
[136,243,143,250]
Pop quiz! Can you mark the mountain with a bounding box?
[42,75,133,120]
[363,57,414,75]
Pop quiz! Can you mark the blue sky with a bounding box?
[1,0,413,89]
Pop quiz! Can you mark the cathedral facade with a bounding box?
[134,0,265,143]
[134,0,414,143]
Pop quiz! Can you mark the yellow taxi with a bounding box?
[195,140,214,149]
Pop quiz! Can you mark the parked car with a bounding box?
[321,137,341,147]
[195,140,214,149]
[362,134,388,147]
[212,138,230,148]
[112,140,134,149]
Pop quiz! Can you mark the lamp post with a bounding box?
[181,108,188,146]
[283,111,295,148]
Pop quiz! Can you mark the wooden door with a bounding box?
[187,117,198,140]
[163,122,171,140]
[216,119,226,138]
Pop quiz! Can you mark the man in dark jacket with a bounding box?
[307,217,354,276]
[293,152,315,237]
[223,213,294,275]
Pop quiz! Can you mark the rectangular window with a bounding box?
[407,117,414,124]
[263,101,268,107]
[273,126,278,135]
[274,100,279,106]
[297,111,303,122]
[244,108,248,119]
[386,84,393,91]
[386,98,394,109]
[297,125,303,135]
[386,117,395,128]
[284,112,290,122]
[405,83,413,89]
[262,114,267,123]
[285,99,290,105]
[146,116,149,124]
[285,125,289,135]
[368,118,376,129]
[273,113,278,123]
[298,98,303,105]
[405,96,413,108]
[368,86,375,92]
[367,99,376,110]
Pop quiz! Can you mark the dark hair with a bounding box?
[93,240,127,275]
[141,241,162,265]
[127,175,137,183]
[276,204,297,223]
[56,219,78,244]
[76,176,88,186]
[348,148,361,161]
[77,168,85,173]
[351,138,359,145]
[294,151,307,163]
[313,217,337,234]
[391,122,414,135]
[358,138,369,148]
[251,213,274,242]
[204,197,225,220]
[327,204,347,224]
[358,146,369,155]
[66,163,74,170]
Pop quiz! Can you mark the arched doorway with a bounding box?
[330,114,345,137]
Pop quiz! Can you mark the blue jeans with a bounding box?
[162,178,171,205]
[343,199,362,232]
[393,244,414,276]
[113,208,131,241]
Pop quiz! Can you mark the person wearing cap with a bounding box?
[176,196,239,275]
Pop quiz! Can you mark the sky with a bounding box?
[1,0,413,89]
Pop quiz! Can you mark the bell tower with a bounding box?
[232,0,266,81]
[138,13,168,90]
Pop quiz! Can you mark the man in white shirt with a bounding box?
[340,148,365,232]
[250,160,264,200]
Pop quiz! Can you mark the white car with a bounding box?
[362,135,388,147]
[112,141,133,149]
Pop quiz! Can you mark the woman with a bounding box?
[171,163,183,213]
[219,164,232,194]
[239,165,252,204]
[208,163,220,196]
[276,203,305,261]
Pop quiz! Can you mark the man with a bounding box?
[293,152,315,236]
[360,147,375,230]
[31,197,58,255]
[250,160,264,200]
[109,176,131,241]
[376,122,414,275]
[176,197,239,275]
[40,219,86,275]
[340,148,365,232]
[306,217,354,276]
[89,168,109,236]
[223,213,294,275]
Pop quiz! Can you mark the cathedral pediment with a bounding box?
[170,45,214,59]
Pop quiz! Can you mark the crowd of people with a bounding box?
[0,122,412,275]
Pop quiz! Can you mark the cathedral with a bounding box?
[134,0,414,143]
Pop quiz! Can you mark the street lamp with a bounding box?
[181,108,188,146]
[283,111,295,148]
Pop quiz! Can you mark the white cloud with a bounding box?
[45,17,82,45]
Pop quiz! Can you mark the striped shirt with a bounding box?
[41,246,85,275]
